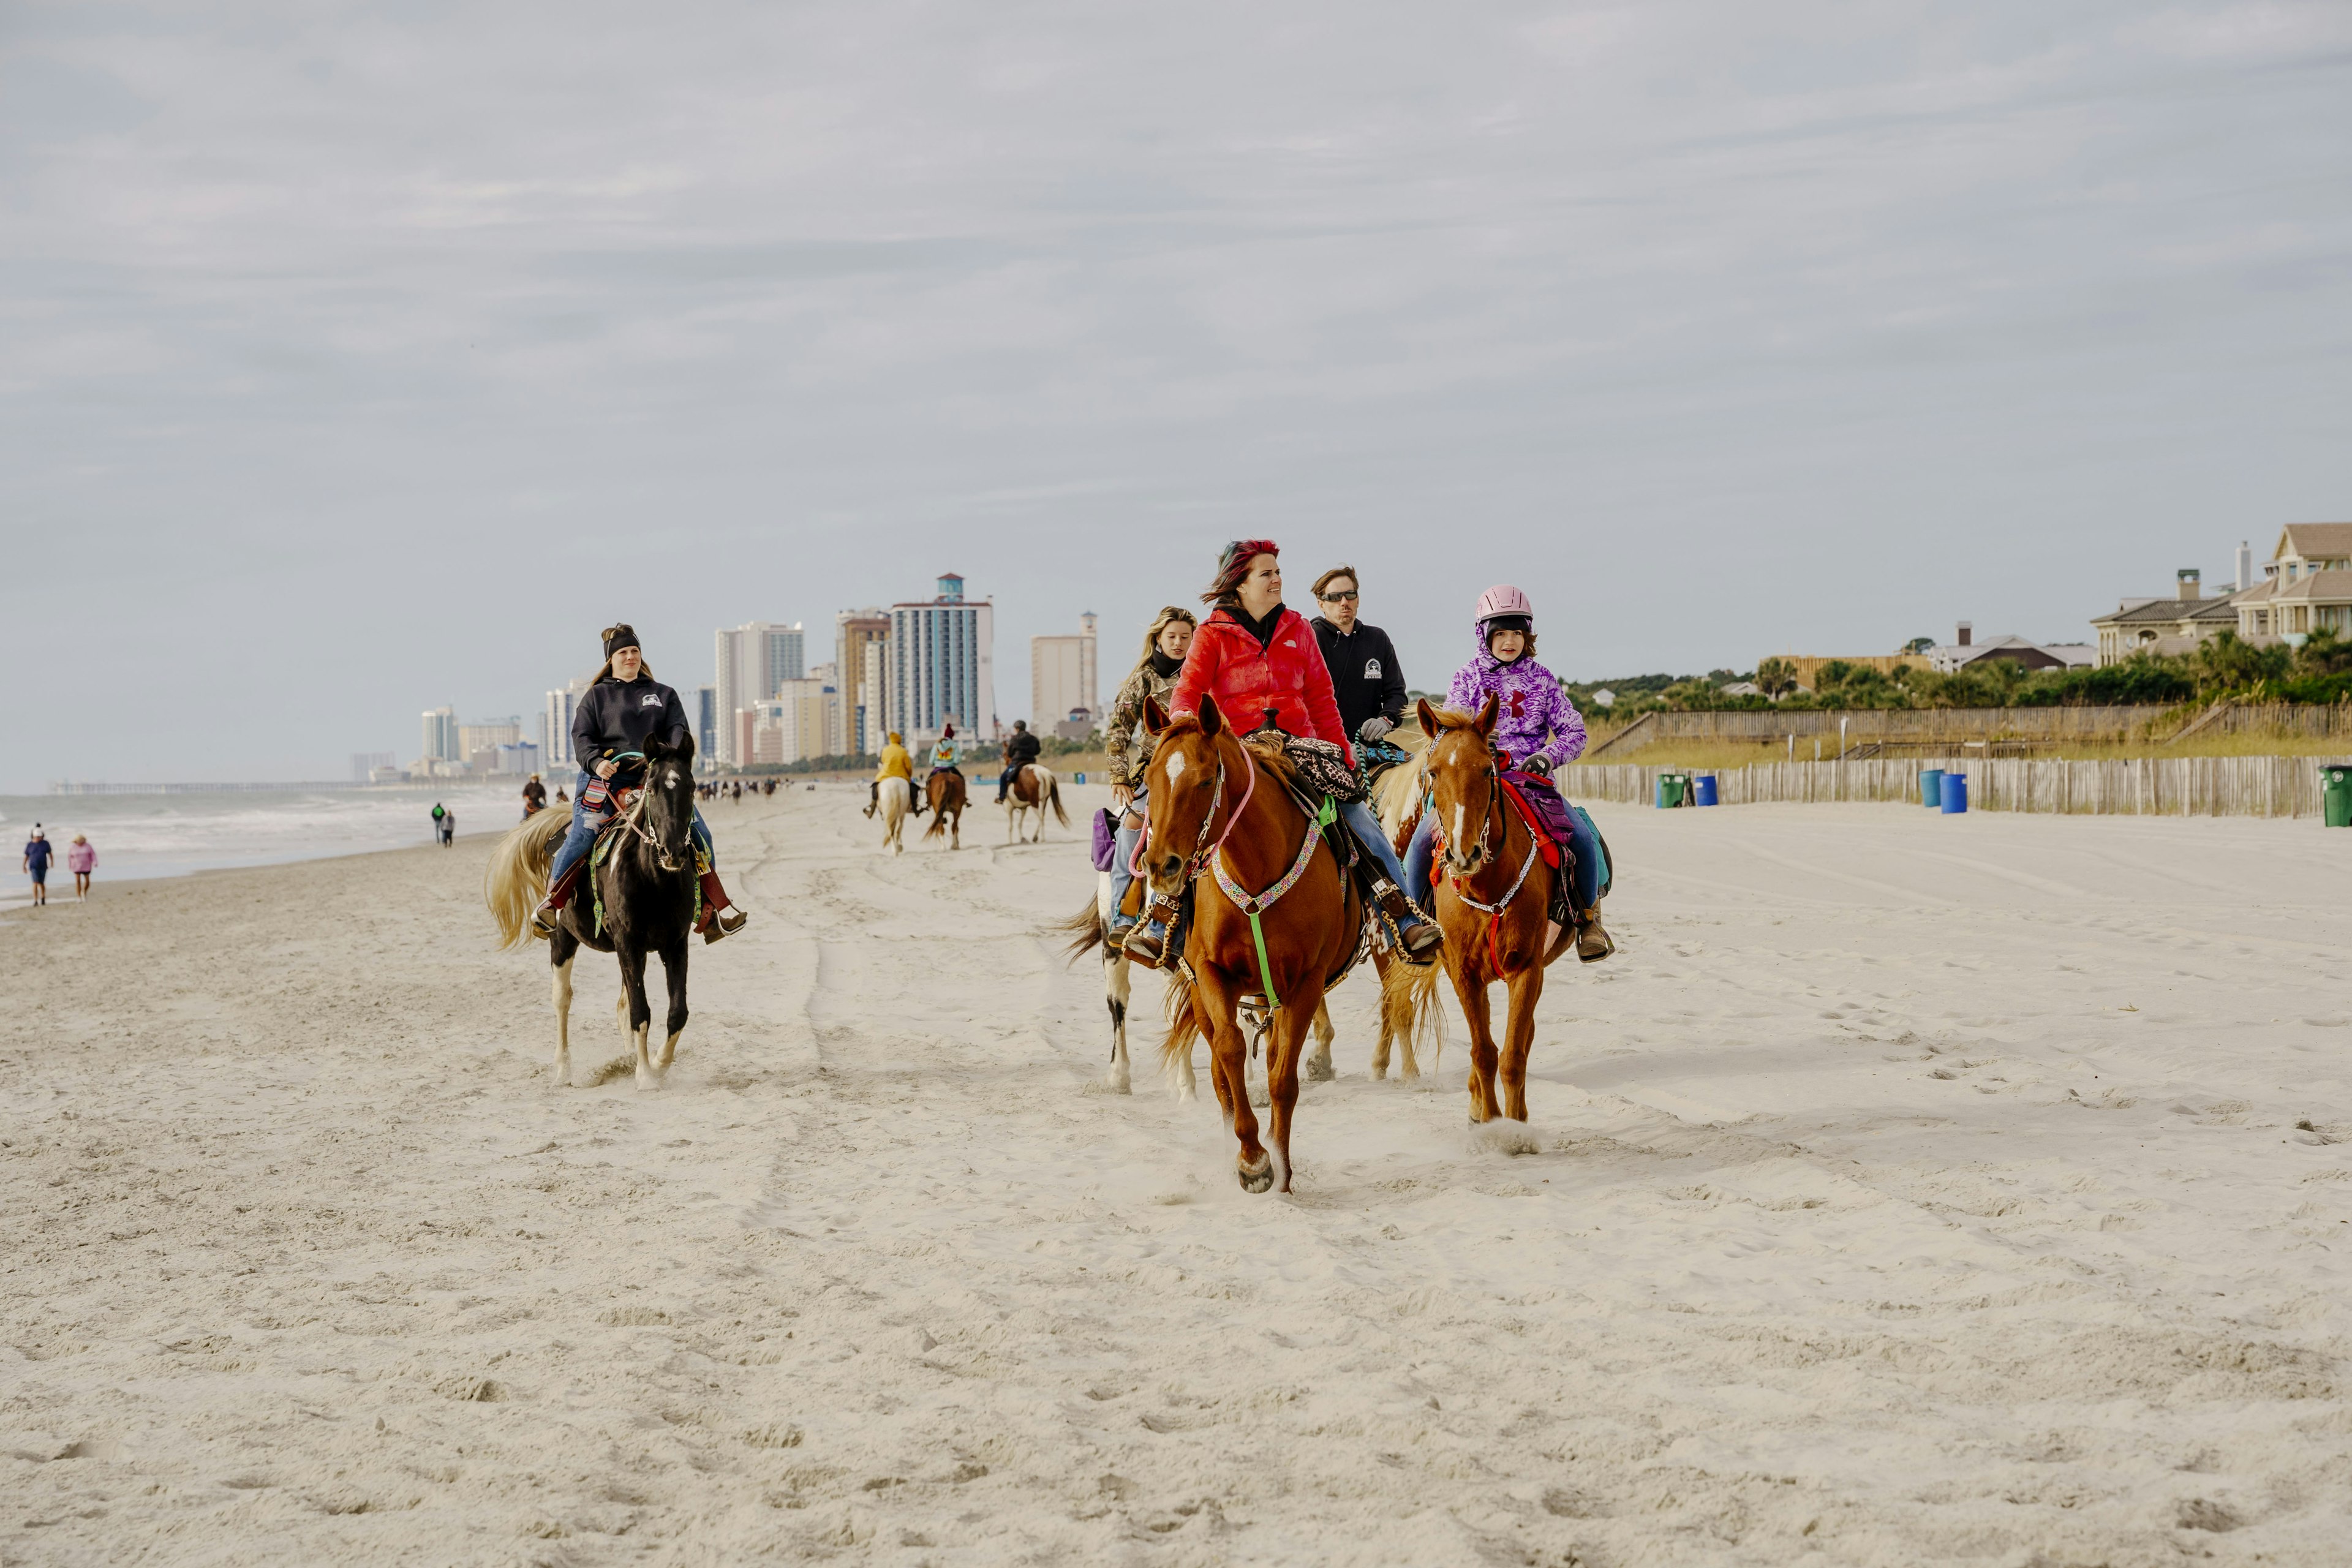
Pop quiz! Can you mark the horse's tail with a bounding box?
[1158,965,1204,1078]
[1046,771,1069,827]
[922,791,949,840]
[485,808,568,951]
[1058,886,1106,963]
[1380,950,1446,1070]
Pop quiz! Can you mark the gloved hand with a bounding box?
[1357,716,1395,744]
[1523,756,1553,778]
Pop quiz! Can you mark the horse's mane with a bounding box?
[1420,704,1484,735]
[1158,712,1304,794]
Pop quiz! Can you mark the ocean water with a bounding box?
[0,786,529,907]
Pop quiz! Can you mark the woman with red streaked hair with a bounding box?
[1124,540,1438,966]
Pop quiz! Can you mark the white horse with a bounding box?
[1001,763,1067,844]
[874,776,911,855]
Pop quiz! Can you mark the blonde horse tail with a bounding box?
[1380,951,1446,1070]
[1057,891,1106,962]
[485,808,568,951]
[1047,772,1068,827]
[1158,966,1203,1075]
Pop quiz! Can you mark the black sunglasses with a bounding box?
[1319,590,1359,601]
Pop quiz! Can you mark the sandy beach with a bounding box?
[4,786,2348,1566]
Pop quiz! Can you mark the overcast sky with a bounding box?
[6,1,2349,787]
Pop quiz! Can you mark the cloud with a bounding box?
[4,0,2348,785]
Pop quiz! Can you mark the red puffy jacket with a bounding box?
[1170,606,1355,767]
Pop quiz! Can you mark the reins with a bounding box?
[1433,742,1541,978]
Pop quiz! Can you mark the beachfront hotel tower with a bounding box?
[888,575,995,748]
[834,608,891,758]
[1031,612,1099,739]
[712,621,806,765]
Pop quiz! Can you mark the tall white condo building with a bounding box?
[712,621,805,765]
[888,575,993,748]
[1031,612,1099,737]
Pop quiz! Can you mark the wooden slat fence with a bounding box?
[1558,755,2346,818]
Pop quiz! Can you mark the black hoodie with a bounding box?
[571,674,692,783]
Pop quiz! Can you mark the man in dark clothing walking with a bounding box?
[997,719,1042,803]
[1308,565,1408,745]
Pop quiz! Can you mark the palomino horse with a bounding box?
[870,775,912,855]
[922,769,967,848]
[1140,693,1438,1191]
[1415,696,1575,1123]
[1001,763,1067,843]
[486,734,703,1090]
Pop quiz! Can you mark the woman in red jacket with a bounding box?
[1127,540,1438,965]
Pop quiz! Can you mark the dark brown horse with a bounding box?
[923,769,967,848]
[1142,693,1437,1191]
[1415,696,1575,1123]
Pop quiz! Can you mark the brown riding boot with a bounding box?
[698,870,748,944]
[1575,907,1615,963]
[1373,880,1442,961]
[532,861,585,936]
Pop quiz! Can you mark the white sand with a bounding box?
[4,790,2348,1566]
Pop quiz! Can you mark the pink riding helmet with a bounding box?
[1474,583,1534,627]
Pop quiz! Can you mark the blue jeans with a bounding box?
[1404,797,1602,910]
[1114,790,1409,932]
[548,770,714,889]
[1109,788,1146,930]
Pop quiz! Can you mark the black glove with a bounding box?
[1523,756,1553,778]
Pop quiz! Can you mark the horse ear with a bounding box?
[1474,693,1499,737]
[644,735,669,761]
[1197,692,1225,737]
[1142,695,1169,736]
[1415,696,1439,737]
[674,730,696,766]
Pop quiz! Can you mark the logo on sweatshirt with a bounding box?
[1364,658,1382,679]
[639,693,664,707]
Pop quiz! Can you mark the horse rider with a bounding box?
[997,719,1042,804]
[867,730,914,816]
[1307,564,1408,756]
[1103,605,1197,947]
[922,720,964,810]
[533,624,748,942]
[1123,540,1440,967]
[1403,586,1613,962]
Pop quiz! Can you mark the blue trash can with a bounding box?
[1920,768,1945,809]
[1074,772,1086,785]
[1940,772,1968,813]
[1692,774,1719,807]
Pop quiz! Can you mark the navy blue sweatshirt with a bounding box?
[571,674,692,783]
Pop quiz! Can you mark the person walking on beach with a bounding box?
[432,802,447,843]
[441,807,456,846]
[522,774,548,819]
[67,834,96,902]
[21,827,54,907]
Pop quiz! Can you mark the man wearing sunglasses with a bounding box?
[1308,565,1409,746]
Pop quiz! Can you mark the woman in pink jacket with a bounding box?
[66,834,96,902]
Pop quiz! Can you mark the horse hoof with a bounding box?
[1305,1057,1335,1083]
[1237,1156,1274,1194]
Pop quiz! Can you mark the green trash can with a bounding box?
[1919,768,1945,809]
[1656,772,1690,809]
[2324,766,2351,828]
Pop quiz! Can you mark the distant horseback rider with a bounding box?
[1123,540,1439,967]
[1403,586,1613,962]
[533,624,747,942]
[867,731,913,817]
[997,720,1042,804]
[1103,606,1196,946]
[1307,564,1408,750]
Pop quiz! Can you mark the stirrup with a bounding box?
[703,905,748,945]
[1576,910,1615,963]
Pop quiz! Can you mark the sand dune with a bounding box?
[3,787,2348,1564]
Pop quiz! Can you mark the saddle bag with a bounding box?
[1090,808,1118,873]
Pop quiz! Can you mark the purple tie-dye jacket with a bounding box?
[1444,641,1588,771]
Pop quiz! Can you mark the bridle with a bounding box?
[608,752,690,873]
[1428,733,1540,974]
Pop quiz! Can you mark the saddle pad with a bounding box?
[1278,735,1366,804]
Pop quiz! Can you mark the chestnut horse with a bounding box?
[922,769,967,848]
[1141,693,1438,1191]
[1416,695,1576,1123]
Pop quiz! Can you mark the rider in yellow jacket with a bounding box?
[867,733,914,818]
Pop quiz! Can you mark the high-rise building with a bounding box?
[540,682,589,769]
[888,575,995,748]
[350,751,394,783]
[835,608,891,757]
[1031,612,1099,735]
[754,676,840,765]
[459,717,522,760]
[421,706,459,764]
[861,639,893,751]
[714,621,806,765]
[695,686,717,766]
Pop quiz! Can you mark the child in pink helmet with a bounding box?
[1403,584,1614,961]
